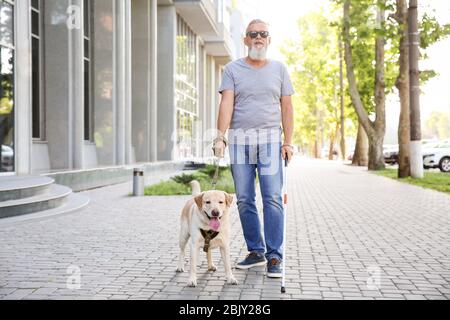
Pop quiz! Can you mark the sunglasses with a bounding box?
[246,31,270,39]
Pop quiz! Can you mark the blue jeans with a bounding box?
[230,142,284,261]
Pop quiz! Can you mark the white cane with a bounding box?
[281,157,288,294]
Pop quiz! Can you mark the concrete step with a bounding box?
[0,192,90,226]
[0,176,54,202]
[0,184,72,219]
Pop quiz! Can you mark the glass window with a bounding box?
[31,0,39,10]
[83,0,89,37]
[32,37,40,139]
[84,60,90,141]
[83,0,92,141]
[176,15,198,159]
[0,0,15,173]
[0,1,14,47]
[31,0,43,140]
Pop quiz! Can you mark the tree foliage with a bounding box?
[281,9,356,155]
[283,0,450,157]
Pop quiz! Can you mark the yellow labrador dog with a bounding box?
[176,183,238,287]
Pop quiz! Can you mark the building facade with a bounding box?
[0,0,244,177]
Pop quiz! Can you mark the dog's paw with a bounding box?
[208,265,217,272]
[226,276,239,285]
[187,278,197,287]
[176,267,185,273]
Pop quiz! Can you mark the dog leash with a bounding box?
[211,157,220,189]
[211,135,228,189]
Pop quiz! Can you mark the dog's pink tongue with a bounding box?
[209,218,221,231]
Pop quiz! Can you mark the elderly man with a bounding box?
[214,19,295,278]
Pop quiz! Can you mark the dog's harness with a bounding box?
[200,229,219,253]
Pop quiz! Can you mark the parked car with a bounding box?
[422,139,440,147]
[347,151,354,161]
[321,147,329,159]
[1,145,14,172]
[321,146,338,159]
[383,144,399,165]
[423,141,450,172]
[422,141,441,151]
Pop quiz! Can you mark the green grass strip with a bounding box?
[374,169,450,195]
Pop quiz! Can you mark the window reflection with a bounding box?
[0,1,14,47]
[176,15,198,159]
[0,46,14,172]
[84,0,92,142]
[31,0,43,140]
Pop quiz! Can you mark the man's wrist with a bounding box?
[283,143,294,148]
[214,135,228,147]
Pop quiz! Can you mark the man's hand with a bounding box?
[213,138,226,159]
[282,144,294,164]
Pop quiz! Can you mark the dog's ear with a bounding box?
[224,192,234,207]
[194,192,204,210]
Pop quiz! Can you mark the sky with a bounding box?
[237,0,450,142]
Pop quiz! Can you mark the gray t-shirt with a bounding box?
[219,58,295,131]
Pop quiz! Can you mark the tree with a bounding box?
[425,109,450,139]
[352,123,369,165]
[343,0,388,170]
[408,0,423,178]
[339,35,347,160]
[388,0,450,178]
[281,11,349,158]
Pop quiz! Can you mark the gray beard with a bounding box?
[248,46,267,61]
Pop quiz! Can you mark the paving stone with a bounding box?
[1,159,448,300]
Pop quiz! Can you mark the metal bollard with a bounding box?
[133,168,145,196]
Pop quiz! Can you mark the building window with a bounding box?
[83,0,93,142]
[0,0,15,173]
[31,0,44,140]
[176,15,198,159]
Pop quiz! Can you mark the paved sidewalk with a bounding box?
[0,159,449,300]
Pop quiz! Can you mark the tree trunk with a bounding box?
[352,122,369,166]
[343,0,386,171]
[328,123,340,161]
[314,139,321,158]
[369,134,385,170]
[395,0,411,178]
[329,132,335,161]
[339,36,346,161]
[371,3,387,171]
[316,105,323,158]
[330,86,340,161]
[408,0,424,178]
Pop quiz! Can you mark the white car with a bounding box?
[1,145,14,172]
[423,142,450,172]
[383,144,399,165]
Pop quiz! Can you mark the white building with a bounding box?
[0,0,244,190]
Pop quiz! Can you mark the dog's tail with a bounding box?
[189,180,201,196]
